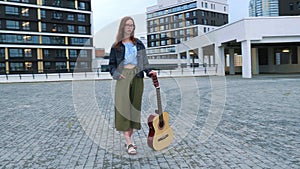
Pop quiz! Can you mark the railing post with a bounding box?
[6,73,8,80]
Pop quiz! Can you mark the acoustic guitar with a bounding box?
[147,74,174,151]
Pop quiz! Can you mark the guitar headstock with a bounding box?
[151,74,159,88]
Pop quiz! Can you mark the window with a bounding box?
[44,62,51,70]
[78,26,86,34]
[69,50,77,58]
[77,14,86,22]
[185,13,190,18]
[10,62,24,71]
[24,49,32,57]
[52,24,63,32]
[21,8,29,17]
[67,14,75,21]
[53,0,61,7]
[9,49,23,57]
[41,10,46,19]
[5,6,19,15]
[42,0,47,5]
[290,3,294,10]
[79,62,88,68]
[0,49,5,58]
[274,47,298,65]
[66,0,75,8]
[24,62,32,70]
[186,20,190,26]
[68,25,75,33]
[69,37,91,45]
[0,62,5,72]
[78,2,86,10]
[52,12,63,20]
[79,50,88,57]
[22,22,30,30]
[43,49,50,57]
[55,50,66,58]
[42,23,47,31]
[55,62,66,69]
[6,20,20,30]
[70,62,76,69]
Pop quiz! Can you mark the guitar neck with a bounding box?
[156,87,163,115]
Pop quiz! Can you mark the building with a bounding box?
[249,0,300,17]
[176,16,300,78]
[279,0,300,16]
[0,0,93,74]
[146,0,228,69]
[249,0,279,17]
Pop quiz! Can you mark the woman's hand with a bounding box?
[119,74,126,79]
[149,71,157,77]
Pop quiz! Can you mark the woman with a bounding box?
[109,16,156,155]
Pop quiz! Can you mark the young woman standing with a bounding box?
[109,16,156,155]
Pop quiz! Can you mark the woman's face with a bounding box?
[124,19,135,36]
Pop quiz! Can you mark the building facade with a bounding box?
[146,0,228,69]
[0,0,93,74]
[279,0,300,16]
[249,0,279,17]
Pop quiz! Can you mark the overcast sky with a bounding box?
[92,0,249,32]
[92,0,249,50]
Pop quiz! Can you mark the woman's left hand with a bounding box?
[149,71,157,77]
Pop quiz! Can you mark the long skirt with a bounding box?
[114,68,144,131]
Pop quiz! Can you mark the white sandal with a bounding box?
[127,144,137,155]
[125,143,137,149]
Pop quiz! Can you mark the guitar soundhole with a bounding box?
[159,121,165,129]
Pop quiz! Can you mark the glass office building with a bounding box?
[0,0,93,74]
[249,0,279,17]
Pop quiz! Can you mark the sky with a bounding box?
[92,0,249,50]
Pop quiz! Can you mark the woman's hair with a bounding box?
[114,16,137,50]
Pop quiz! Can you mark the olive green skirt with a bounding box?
[114,68,144,131]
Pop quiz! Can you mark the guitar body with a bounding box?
[147,111,174,151]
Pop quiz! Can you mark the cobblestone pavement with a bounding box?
[0,75,299,169]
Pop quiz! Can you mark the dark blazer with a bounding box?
[109,38,152,80]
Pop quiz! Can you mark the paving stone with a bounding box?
[0,75,299,168]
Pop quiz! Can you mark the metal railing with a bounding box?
[0,65,218,82]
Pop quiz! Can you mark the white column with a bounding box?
[251,48,259,75]
[187,50,191,67]
[177,52,181,68]
[229,48,235,75]
[214,44,225,76]
[242,40,252,78]
[198,47,203,65]
[297,47,300,65]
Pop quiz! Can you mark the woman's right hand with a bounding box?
[119,74,126,79]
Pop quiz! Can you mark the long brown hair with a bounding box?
[114,16,137,50]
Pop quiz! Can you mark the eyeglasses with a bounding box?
[125,24,135,28]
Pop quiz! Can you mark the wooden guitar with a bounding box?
[147,74,174,151]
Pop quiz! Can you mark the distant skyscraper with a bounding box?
[249,0,279,17]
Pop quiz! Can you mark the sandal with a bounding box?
[127,144,137,155]
[125,143,137,149]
